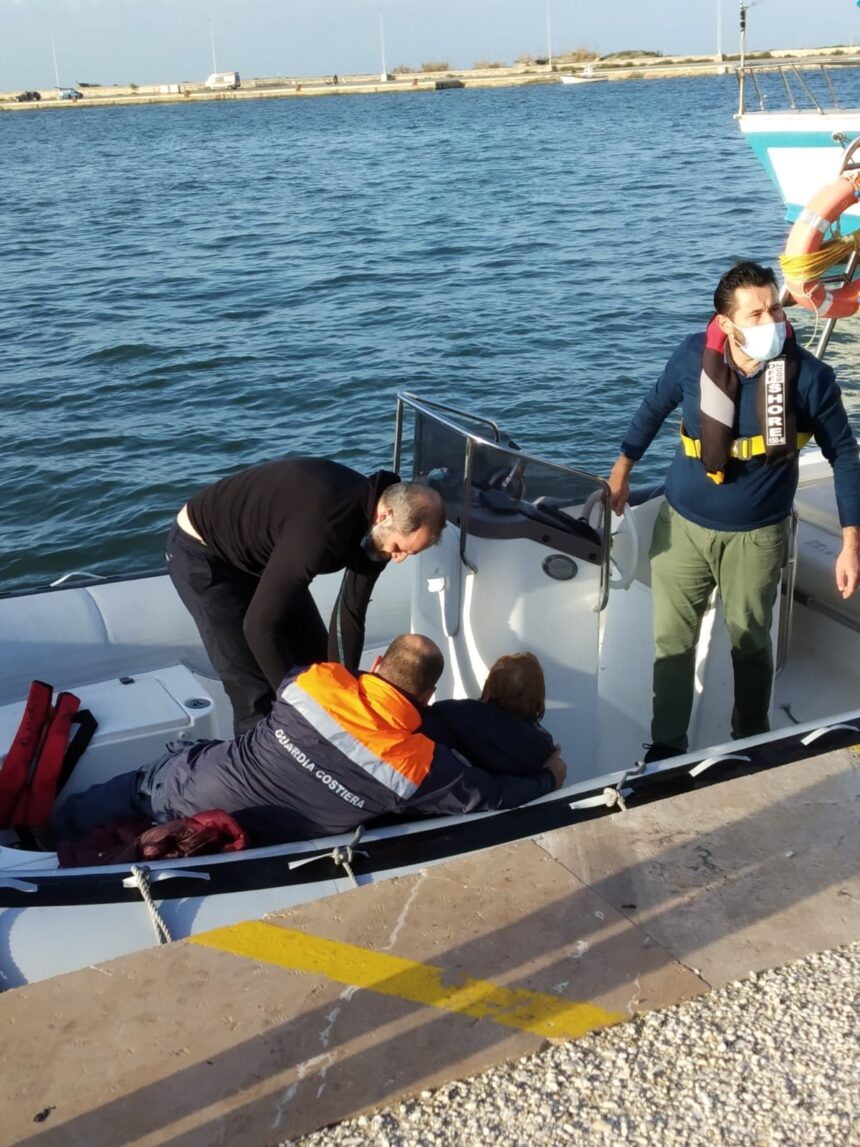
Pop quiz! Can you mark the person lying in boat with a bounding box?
[420,652,554,775]
[165,457,446,737]
[607,259,860,765]
[52,634,566,849]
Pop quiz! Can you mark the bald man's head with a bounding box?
[374,633,444,703]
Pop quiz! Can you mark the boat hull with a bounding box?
[2,396,859,988]
[738,111,860,232]
[2,711,858,988]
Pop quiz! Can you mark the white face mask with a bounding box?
[735,320,787,363]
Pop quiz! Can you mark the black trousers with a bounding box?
[165,523,274,736]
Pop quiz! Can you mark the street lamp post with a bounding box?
[209,19,218,74]
[716,0,723,57]
[546,0,553,72]
[51,34,61,89]
[377,8,388,82]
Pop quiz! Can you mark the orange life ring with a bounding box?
[782,176,860,319]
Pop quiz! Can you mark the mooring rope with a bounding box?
[129,863,173,945]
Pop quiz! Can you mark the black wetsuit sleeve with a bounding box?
[242,536,331,689]
[327,564,387,671]
[403,745,554,817]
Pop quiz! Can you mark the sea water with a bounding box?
[2,76,859,591]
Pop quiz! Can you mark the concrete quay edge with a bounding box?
[1,745,857,1146]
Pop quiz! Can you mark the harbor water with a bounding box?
[3,75,860,592]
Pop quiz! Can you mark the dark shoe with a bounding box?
[640,742,685,765]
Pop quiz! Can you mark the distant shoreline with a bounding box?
[2,46,858,111]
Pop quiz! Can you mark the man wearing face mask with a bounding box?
[166,458,446,735]
[608,261,860,762]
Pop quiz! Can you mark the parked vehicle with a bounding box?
[204,71,240,90]
[58,88,83,101]
[14,91,41,102]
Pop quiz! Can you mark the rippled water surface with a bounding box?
[3,78,859,591]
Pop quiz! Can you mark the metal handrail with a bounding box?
[393,392,502,474]
[737,61,860,116]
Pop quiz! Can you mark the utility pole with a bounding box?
[209,20,218,74]
[377,7,388,81]
[51,34,60,89]
[546,0,553,71]
[717,0,723,58]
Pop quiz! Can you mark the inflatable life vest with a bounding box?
[782,176,860,319]
[0,681,97,831]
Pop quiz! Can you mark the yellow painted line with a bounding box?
[190,921,622,1040]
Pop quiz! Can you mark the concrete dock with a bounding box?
[1,745,858,1146]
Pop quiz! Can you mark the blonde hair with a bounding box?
[480,652,546,722]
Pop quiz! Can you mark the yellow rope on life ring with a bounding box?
[779,230,860,283]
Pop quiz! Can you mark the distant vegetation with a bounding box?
[601,49,663,59]
[420,61,450,72]
[473,60,506,69]
[555,47,599,62]
[392,64,414,74]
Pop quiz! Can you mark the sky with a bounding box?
[1,0,858,91]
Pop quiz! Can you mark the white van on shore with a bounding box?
[204,71,240,90]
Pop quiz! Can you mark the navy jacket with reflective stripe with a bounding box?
[152,669,554,845]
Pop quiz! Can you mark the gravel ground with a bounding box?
[286,941,860,1147]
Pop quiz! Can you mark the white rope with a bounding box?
[604,786,628,812]
[288,825,368,887]
[568,785,632,813]
[129,863,172,945]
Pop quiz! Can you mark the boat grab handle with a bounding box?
[0,878,38,892]
[800,723,860,747]
[49,570,106,587]
[122,868,211,887]
[688,753,751,778]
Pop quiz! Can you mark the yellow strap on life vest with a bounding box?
[680,428,813,462]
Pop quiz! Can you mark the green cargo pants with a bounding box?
[649,502,790,751]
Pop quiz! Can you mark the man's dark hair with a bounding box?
[379,483,446,542]
[713,261,778,317]
[377,634,444,699]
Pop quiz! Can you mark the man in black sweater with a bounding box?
[166,457,445,734]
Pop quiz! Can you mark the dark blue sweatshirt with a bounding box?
[620,333,860,530]
[420,699,554,776]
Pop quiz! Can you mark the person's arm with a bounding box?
[326,565,387,671]
[242,538,330,689]
[608,453,636,515]
[403,744,564,818]
[608,342,688,512]
[804,363,860,599]
[837,525,860,600]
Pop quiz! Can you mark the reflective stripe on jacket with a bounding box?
[156,663,554,845]
[282,663,435,800]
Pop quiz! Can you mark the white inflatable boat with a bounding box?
[1,393,858,988]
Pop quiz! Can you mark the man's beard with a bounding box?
[361,522,390,561]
